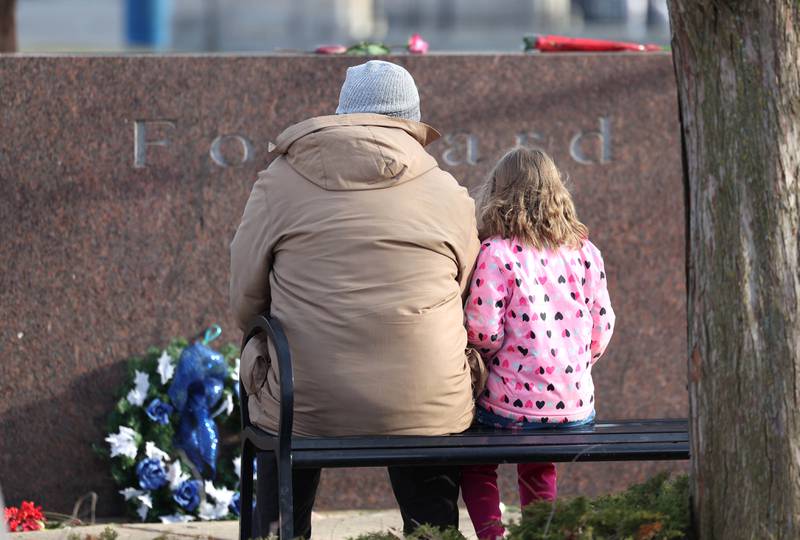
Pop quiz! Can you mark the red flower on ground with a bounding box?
[4,501,45,532]
[5,506,21,532]
[407,33,429,54]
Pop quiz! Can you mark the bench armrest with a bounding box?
[241,315,295,446]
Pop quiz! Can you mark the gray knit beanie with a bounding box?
[335,60,421,122]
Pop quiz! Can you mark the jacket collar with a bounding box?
[270,113,441,154]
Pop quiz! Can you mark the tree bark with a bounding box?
[0,0,16,52]
[667,2,800,539]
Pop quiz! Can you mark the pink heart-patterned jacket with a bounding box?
[464,236,615,425]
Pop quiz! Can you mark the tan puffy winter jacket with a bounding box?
[230,113,480,436]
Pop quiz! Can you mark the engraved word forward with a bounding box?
[133,117,613,169]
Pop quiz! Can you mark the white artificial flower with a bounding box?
[126,370,150,406]
[197,501,230,521]
[231,358,240,381]
[232,456,242,480]
[204,481,235,508]
[105,426,140,459]
[136,493,152,522]
[211,392,234,418]
[119,487,145,501]
[145,441,170,462]
[166,460,190,490]
[159,514,196,524]
[157,350,175,385]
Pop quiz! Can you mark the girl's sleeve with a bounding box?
[588,248,615,363]
[464,243,511,358]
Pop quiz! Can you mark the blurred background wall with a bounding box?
[15,0,670,53]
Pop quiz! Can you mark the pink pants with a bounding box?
[461,462,557,540]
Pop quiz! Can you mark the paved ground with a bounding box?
[8,508,521,539]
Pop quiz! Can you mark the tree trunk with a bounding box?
[667,2,800,539]
[0,0,16,52]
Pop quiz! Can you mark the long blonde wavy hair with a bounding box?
[478,147,588,250]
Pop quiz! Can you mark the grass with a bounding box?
[349,524,467,540]
[66,526,120,540]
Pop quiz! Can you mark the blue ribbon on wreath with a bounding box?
[167,325,226,478]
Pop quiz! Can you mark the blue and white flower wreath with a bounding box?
[98,326,254,522]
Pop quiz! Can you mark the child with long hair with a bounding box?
[462,148,615,539]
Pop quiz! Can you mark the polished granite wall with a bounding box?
[0,54,686,515]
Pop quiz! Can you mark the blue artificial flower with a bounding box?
[173,480,201,512]
[145,398,174,425]
[135,458,168,490]
[228,491,240,517]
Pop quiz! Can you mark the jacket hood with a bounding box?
[270,114,441,191]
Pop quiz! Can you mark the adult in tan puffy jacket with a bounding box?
[230,60,480,537]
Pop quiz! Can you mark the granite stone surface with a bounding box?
[0,54,687,515]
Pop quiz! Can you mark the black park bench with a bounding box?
[238,315,690,540]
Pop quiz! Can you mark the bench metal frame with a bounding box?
[238,315,690,540]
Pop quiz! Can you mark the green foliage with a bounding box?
[98,526,120,540]
[64,527,120,540]
[506,473,690,540]
[346,42,391,55]
[347,474,689,540]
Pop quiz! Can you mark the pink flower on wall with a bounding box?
[407,33,429,54]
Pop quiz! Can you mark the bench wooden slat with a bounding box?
[288,432,688,451]
[244,428,687,452]
[242,418,690,469]
[290,442,690,468]
[278,420,689,451]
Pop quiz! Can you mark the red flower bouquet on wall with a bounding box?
[4,501,46,532]
[524,34,662,52]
